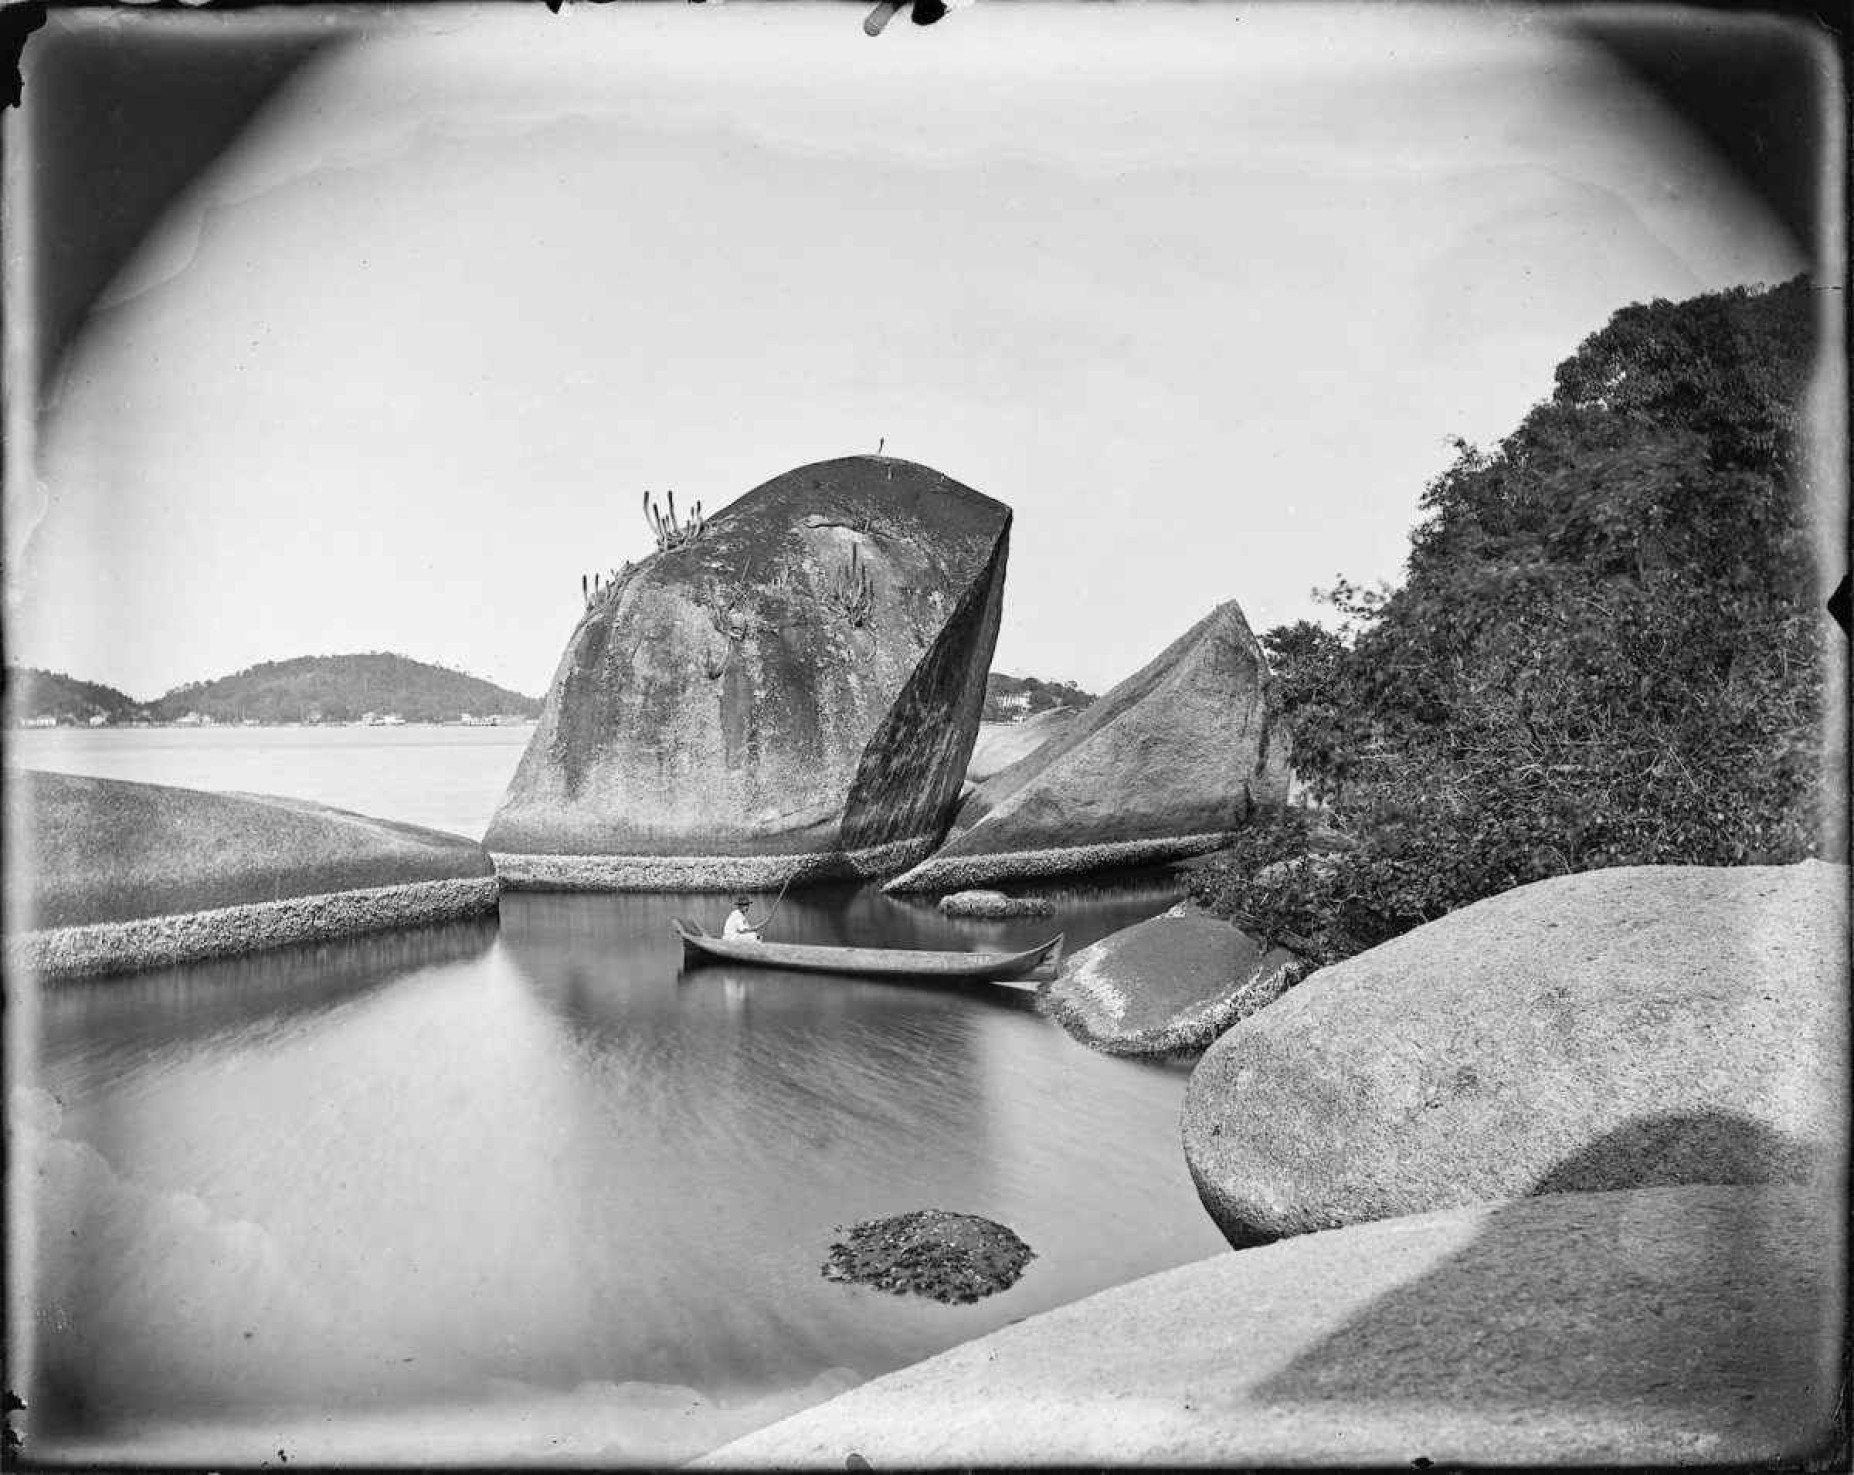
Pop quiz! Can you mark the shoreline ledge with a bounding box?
[490,836,935,892]
[9,770,499,979]
[697,1183,1841,1468]
[11,877,500,980]
[885,831,1238,893]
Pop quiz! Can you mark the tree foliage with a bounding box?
[1195,277,1837,962]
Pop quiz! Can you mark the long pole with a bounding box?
[755,870,798,934]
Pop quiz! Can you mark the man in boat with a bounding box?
[723,894,762,942]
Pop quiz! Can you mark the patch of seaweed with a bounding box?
[821,1209,1034,1304]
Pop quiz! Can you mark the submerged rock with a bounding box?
[9,770,498,978]
[487,456,1011,889]
[705,1184,1842,1467]
[886,602,1288,892]
[938,889,1056,918]
[822,1210,1034,1304]
[1044,912,1307,1057]
[1182,861,1850,1248]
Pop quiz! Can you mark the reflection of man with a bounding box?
[723,894,762,942]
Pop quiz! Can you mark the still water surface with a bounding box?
[13,731,1227,1463]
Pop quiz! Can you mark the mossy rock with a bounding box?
[822,1209,1034,1304]
[938,889,1056,918]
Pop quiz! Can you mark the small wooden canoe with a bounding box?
[672,919,1064,984]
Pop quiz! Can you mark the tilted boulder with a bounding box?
[1182,861,1850,1247]
[886,601,1288,891]
[8,770,498,979]
[965,707,1079,783]
[1043,912,1307,1057]
[486,456,1010,888]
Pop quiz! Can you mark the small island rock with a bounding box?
[887,602,1288,892]
[822,1209,1034,1304]
[9,770,498,978]
[1182,861,1849,1247]
[938,889,1056,919]
[1044,912,1307,1057]
[487,456,1011,889]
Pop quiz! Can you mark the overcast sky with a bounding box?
[8,3,1812,700]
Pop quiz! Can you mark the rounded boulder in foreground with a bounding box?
[1182,861,1849,1248]
[1044,912,1307,1057]
[821,1210,1034,1304]
[703,1183,1842,1467]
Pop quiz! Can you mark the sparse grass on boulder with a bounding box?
[822,1210,1034,1304]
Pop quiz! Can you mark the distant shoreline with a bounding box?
[9,718,539,731]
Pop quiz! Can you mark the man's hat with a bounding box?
[734,894,751,908]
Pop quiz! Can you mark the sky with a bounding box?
[5,3,1819,701]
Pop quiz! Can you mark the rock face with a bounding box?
[9,770,499,978]
[886,602,1288,892]
[1183,861,1849,1247]
[1043,912,1307,1057]
[964,708,1078,783]
[700,1184,1842,1468]
[486,456,1010,888]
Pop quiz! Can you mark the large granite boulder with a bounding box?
[1183,861,1849,1247]
[7,770,498,978]
[699,1183,1841,1467]
[486,456,1010,888]
[886,602,1288,892]
[1043,911,1307,1057]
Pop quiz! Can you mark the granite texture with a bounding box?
[1183,860,1850,1247]
[486,456,1010,887]
[887,602,1287,892]
[1043,912,1307,1057]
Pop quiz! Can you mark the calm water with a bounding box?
[10,730,1224,1464]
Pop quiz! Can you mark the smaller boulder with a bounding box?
[822,1210,1034,1304]
[938,889,1056,919]
[1043,912,1308,1057]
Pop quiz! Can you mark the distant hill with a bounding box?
[149,653,542,724]
[983,671,1094,723]
[6,668,145,724]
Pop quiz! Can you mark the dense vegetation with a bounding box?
[5,668,143,724]
[8,654,542,725]
[983,671,1094,722]
[1195,276,1838,963]
[150,654,541,724]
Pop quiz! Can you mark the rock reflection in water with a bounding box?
[21,877,1224,1465]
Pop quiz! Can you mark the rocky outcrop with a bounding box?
[486,456,1010,889]
[938,889,1055,918]
[821,1210,1034,1304]
[699,1183,1841,1467]
[1043,912,1307,1057]
[8,770,498,979]
[1183,861,1850,1247]
[964,708,1078,783]
[886,602,1288,892]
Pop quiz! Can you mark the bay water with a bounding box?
[9,727,1228,1463]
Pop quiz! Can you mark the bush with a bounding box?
[1199,277,1834,963]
